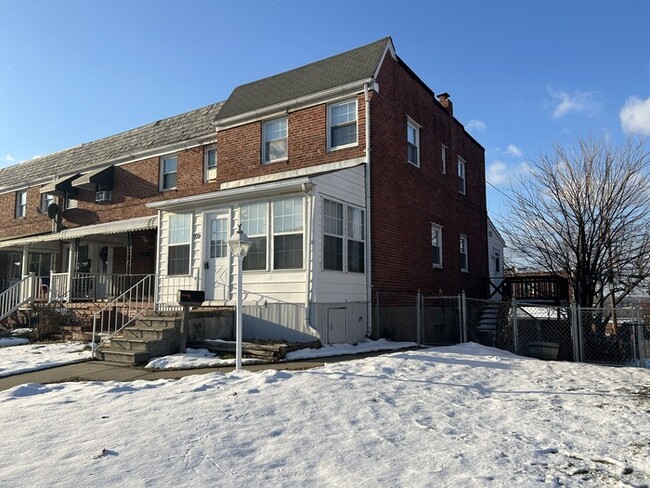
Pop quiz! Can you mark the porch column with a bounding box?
[127,231,133,275]
[67,239,78,299]
[20,245,30,301]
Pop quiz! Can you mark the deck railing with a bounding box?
[91,274,155,358]
[49,272,152,302]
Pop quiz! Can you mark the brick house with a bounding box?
[0,37,487,344]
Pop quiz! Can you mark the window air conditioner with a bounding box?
[95,190,112,204]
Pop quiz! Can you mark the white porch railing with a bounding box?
[49,272,151,302]
[156,274,200,311]
[0,273,36,322]
[91,274,156,358]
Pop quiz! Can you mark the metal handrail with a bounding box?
[0,273,36,322]
[91,274,155,359]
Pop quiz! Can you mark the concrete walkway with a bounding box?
[0,350,396,392]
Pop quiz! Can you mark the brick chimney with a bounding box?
[438,92,453,116]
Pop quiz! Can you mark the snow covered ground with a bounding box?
[0,341,91,378]
[1,343,649,486]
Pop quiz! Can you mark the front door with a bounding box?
[204,212,230,301]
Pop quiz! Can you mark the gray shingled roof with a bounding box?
[0,101,224,192]
[216,37,391,122]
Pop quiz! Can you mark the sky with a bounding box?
[1,0,650,221]
[1,342,649,485]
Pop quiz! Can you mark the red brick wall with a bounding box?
[369,55,488,298]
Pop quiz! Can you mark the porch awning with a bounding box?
[0,215,158,249]
[40,173,81,195]
[71,165,114,190]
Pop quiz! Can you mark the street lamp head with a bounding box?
[228,223,252,258]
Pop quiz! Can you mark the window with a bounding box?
[431,224,443,267]
[65,192,78,209]
[209,218,228,259]
[407,119,420,167]
[494,251,501,274]
[441,145,448,174]
[457,157,466,194]
[204,145,217,182]
[263,117,288,163]
[347,206,365,273]
[460,235,468,272]
[15,191,26,219]
[241,202,268,271]
[328,99,357,150]
[273,197,303,269]
[323,199,365,273]
[168,214,191,275]
[41,193,54,213]
[161,155,178,190]
[323,199,344,270]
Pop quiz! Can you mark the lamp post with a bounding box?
[228,224,251,371]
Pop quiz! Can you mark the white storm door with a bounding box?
[205,213,230,300]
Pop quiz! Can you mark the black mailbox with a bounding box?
[177,290,205,306]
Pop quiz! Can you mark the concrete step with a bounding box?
[97,348,151,365]
[108,337,178,357]
[123,326,178,340]
[136,316,182,328]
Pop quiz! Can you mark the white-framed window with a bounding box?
[328,99,357,150]
[273,197,303,269]
[65,193,78,210]
[323,198,365,273]
[168,214,192,275]
[15,191,26,219]
[407,118,420,167]
[457,157,466,194]
[209,218,228,259]
[241,202,268,271]
[41,193,54,213]
[347,206,365,273]
[431,224,443,268]
[441,144,448,174]
[204,144,217,182]
[263,117,288,163]
[460,234,469,272]
[161,155,178,190]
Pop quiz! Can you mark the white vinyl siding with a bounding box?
[328,99,357,150]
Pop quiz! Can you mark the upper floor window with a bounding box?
[441,144,448,174]
[263,117,288,163]
[457,157,466,194]
[328,99,357,150]
[460,234,469,272]
[432,224,443,268]
[168,213,192,275]
[15,191,26,219]
[494,250,501,274]
[161,155,178,190]
[41,193,54,213]
[204,145,217,182]
[407,119,420,167]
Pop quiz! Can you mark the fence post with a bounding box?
[512,297,518,354]
[571,302,579,362]
[461,291,468,343]
[635,305,645,368]
[577,305,584,363]
[416,290,421,345]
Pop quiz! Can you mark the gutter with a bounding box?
[364,83,373,338]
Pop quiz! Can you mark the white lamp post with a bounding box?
[228,223,251,371]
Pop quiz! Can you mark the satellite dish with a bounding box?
[47,203,61,219]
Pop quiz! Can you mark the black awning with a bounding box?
[71,165,114,190]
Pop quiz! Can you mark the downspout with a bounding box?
[303,183,315,329]
[364,83,373,337]
[154,210,162,310]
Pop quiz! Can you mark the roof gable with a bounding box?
[216,37,393,122]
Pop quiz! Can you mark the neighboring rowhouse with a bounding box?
[0,37,488,344]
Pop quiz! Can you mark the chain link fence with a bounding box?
[373,290,649,368]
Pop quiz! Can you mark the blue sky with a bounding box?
[1,0,649,220]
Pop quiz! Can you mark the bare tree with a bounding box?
[502,136,650,307]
